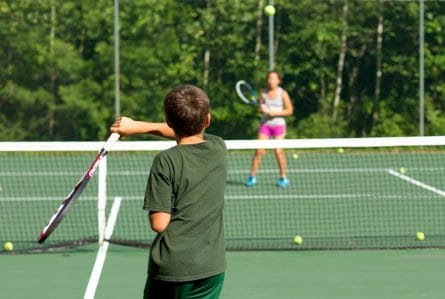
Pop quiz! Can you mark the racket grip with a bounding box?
[103,133,120,152]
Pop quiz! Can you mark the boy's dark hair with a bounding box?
[164,85,210,137]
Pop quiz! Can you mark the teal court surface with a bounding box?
[1,148,445,250]
[1,141,445,298]
[1,246,445,299]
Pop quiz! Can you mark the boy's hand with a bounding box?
[110,116,138,137]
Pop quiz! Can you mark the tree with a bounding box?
[0,0,444,140]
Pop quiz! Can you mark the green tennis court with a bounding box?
[1,245,444,298]
[1,144,445,251]
[2,1,444,298]
[1,140,445,298]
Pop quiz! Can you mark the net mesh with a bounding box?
[1,137,445,252]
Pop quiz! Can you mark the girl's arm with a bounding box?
[258,95,270,114]
[110,116,176,139]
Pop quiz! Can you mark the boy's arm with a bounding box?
[110,116,176,139]
[149,211,171,233]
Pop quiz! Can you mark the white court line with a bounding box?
[84,197,122,299]
[225,193,439,200]
[387,169,445,197]
[0,171,83,176]
[2,192,442,203]
[229,168,387,174]
[1,167,443,177]
[0,196,98,202]
[109,168,387,175]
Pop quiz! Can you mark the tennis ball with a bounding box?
[292,153,299,160]
[4,241,13,251]
[264,5,275,16]
[399,167,406,174]
[337,148,344,154]
[294,235,303,245]
[416,232,425,241]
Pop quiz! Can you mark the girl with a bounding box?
[245,71,294,188]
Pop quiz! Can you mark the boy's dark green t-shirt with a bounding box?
[144,133,227,282]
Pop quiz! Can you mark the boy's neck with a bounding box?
[177,133,205,145]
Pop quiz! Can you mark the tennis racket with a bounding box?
[235,80,259,106]
[37,133,120,244]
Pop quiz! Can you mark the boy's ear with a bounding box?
[204,113,211,128]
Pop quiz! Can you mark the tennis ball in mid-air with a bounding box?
[337,148,344,154]
[264,5,275,16]
[294,235,303,245]
[292,153,299,160]
[3,242,13,251]
[416,232,425,241]
[399,167,406,174]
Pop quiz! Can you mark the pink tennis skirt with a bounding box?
[259,124,286,137]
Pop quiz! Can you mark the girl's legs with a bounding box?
[245,133,268,187]
[274,134,289,187]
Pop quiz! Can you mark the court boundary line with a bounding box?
[1,166,443,178]
[225,193,440,200]
[84,196,122,299]
[387,169,445,197]
[2,193,442,202]
[0,196,98,201]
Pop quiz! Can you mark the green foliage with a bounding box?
[370,104,411,137]
[297,112,347,139]
[0,0,444,140]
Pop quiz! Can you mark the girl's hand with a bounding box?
[260,104,277,117]
[260,104,271,115]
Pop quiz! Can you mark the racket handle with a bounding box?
[103,133,120,152]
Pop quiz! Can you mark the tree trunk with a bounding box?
[274,6,281,65]
[372,0,384,126]
[49,0,57,137]
[332,0,348,124]
[320,66,326,105]
[347,44,367,116]
[254,0,264,64]
[203,1,212,89]
[203,48,210,88]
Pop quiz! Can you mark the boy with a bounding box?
[111,85,226,299]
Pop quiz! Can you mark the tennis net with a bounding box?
[1,136,445,252]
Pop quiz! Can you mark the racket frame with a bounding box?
[37,133,120,244]
[235,80,259,106]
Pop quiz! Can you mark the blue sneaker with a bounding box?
[277,177,289,188]
[245,176,257,187]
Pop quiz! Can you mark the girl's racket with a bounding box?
[235,80,259,106]
[37,133,120,244]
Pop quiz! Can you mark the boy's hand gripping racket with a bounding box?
[37,133,120,244]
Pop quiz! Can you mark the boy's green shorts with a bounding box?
[144,272,225,299]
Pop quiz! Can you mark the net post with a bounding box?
[98,155,107,245]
